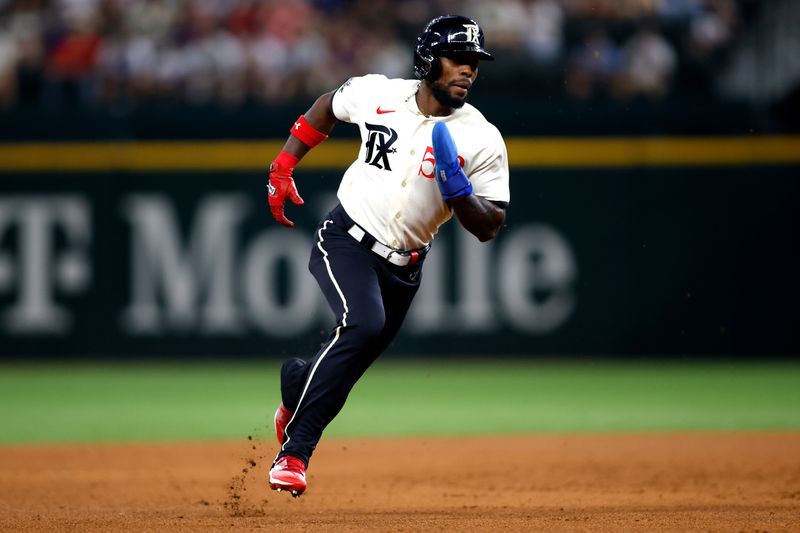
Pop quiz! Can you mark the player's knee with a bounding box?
[350,312,385,345]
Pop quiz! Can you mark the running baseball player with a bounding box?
[266,15,509,496]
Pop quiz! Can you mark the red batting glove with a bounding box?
[268,154,304,228]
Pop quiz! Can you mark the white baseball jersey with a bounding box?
[331,74,510,250]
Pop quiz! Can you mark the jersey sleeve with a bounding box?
[331,74,387,123]
[468,126,510,204]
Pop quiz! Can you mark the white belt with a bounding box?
[346,225,425,267]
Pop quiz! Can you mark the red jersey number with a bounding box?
[418,146,465,179]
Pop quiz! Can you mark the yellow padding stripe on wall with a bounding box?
[0,136,799,171]
[506,136,800,167]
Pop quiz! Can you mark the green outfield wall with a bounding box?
[0,137,798,357]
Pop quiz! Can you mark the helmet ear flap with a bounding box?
[414,43,437,80]
[413,51,430,80]
[426,57,442,81]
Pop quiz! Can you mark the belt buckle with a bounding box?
[395,247,426,266]
[389,250,408,266]
[385,249,410,267]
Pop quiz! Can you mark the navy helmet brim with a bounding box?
[434,43,495,61]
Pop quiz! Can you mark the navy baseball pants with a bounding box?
[276,204,424,466]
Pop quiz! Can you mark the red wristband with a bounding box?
[290,115,328,148]
[272,150,300,172]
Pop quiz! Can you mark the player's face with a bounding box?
[431,53,480,109]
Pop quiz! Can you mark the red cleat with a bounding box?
[269,455,307,496]
[274,403,293,444]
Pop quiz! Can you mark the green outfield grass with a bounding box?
[0,359,798,444]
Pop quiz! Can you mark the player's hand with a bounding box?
[268,163,304,228]
[432,122,473,202]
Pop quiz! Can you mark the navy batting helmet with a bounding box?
[414,15,494,81]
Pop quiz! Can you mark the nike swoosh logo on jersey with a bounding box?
[376,107,396,114]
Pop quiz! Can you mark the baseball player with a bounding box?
[266,15,509,496]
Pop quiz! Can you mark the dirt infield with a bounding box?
[1,433,799,532]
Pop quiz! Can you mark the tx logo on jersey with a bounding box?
[364,123,398,170]
[418,146,465,179]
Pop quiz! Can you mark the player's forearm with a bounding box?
[452,195,506,242]
[267,92,339,228]
[279,92,338,160]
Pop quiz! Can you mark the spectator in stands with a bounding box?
[657,0,704,21]
[621,25,677,99]
[45,1,102,107]
[6,1,46,107]
[363,27,413,80]
[0,0,758,109]
[468,0,527,50]
[687,0,737,61]
[524,0,565,66]
[565,28,625,100]
[0,19,17,107]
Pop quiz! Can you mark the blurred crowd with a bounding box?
[0,0,755,110]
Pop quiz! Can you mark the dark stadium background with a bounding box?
[0,0,798,361]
